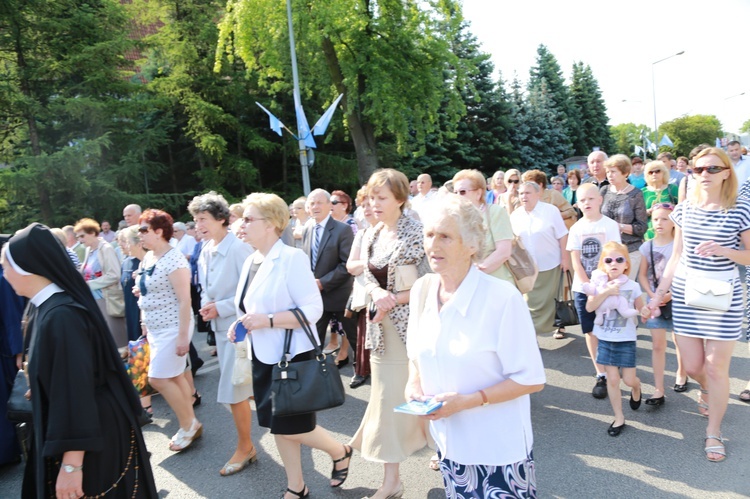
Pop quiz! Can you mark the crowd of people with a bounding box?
[2,140,750,498]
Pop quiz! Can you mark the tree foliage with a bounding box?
[609,123,653,156]
[658,115,723,157]
[570,62,612,154]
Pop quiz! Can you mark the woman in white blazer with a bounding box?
[189,192,255,476]
[230,193,353,499]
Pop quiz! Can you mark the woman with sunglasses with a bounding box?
[136,209,202,452]
[500,169,522,215]
[642,160,678,240]
[646,147,750,462]
[452,169,515,285]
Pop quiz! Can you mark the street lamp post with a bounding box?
[651,50,684,151]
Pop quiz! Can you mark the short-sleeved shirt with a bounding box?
[592,279,643,342]
[638,240,674,292]
[483,204,514,283]
[138,248,189,330]
[566,215,621,293]
[671,201,750,273]
[510,202,568,272]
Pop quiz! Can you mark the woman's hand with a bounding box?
[227,321,238,342]
[132,285,141,298]
[422,392,472,421]
[175,336,189,357]
[404,379,426,402]
[371,306,388,323]
[240,313,268,332]
[55,467,83,499]
[694,240,727,258]
[199,302,218,320]
[371,287,397,312]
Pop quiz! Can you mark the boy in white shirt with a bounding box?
[566,184,622,399]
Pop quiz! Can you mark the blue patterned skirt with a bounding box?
[438,450,536,498]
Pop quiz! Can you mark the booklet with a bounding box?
[393,399,443,415]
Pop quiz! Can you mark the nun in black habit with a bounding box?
[1,223,157,499]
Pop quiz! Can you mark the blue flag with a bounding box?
[255,102,284,137]
[313,94,344,136]
[659,134,674,147]
[295,104,317,149]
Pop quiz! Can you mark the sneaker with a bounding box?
[592,376,608,399]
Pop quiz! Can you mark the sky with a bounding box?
[461,0,750,134]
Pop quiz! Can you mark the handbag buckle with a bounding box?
[281,371,288,380]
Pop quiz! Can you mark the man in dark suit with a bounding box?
[303,189,356,366]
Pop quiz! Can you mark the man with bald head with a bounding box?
[411,173,435,217]
[122,204,142,226]
[583,151,608,187]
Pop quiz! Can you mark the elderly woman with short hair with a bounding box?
[601,154,648,277]
[188,191,256,476]
[510,182,570,335]
[406,195,545,498]
[231,193,352,498]
[522,169,578,229]
[452,169,514,285]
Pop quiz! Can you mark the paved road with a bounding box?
[2,326,749,498]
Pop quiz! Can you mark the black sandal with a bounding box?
[193,391,202,407]
[330,444,352,488]
[283,486,309,499]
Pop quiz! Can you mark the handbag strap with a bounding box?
[484,207,495,246]
[282,308,324,362]
[649,241,660,289]
[557,270,573,299]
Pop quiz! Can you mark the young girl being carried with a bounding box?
[638,204,688,406]
[585,242,646,437]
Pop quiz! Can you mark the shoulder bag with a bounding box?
[554,270,579,327]
[270,308,346,417]
[7,369,32,423]
[684,276,733,312]
[649,242,672,319]
[508,236,538,294]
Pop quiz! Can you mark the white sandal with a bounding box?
[169,419,203,452]
[704,435,726,462]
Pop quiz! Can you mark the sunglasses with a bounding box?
[138,226,150,233]
[647,170,662,174]
[456,188,477,196]
[653,203,674,211]
[692,165,729,175]
[507,179,520,184]
[242,216,266,224]
[137,264,156,296]
[331,200,346,206]
[603,257,626,264]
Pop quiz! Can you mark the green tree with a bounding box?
[509,78,572,174]
[658,115,723,157]
[570,62,613,154]
[609,123,653,156]
[216,0,467,183]
[740,118,750,134]
[528,44,577,154]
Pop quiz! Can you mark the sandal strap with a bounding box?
[332,444,352,464]
[706,435,725,442]
[285,486,308,498]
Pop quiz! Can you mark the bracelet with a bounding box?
[478,389,489,407]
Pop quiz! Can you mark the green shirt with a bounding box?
[483,204,515,284]
[642,184,678,240]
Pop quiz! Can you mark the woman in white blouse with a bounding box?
[189,191,255,476]
[510,181,570,335]
[229,193,352,499]
[406,195,546,498]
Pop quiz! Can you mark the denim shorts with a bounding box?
[596,339,636,368]
[574,292,596,334]
[642,314,673,331]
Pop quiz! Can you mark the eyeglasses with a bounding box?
[242,216,266,224]
[507,179,520,184]
[456,188,478,196]
[137,264,156,296]
[647,170,662,175]
[138,226,150,233]
[603,257,626,264]
[692,165,729,175]
[654,203,674,211]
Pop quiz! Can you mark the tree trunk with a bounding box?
[321,36,378,184]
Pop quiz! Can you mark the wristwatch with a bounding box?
[268,313,274,328]
[62,464,83,473]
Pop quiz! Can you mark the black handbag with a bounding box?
[650,242,672,319]
[7,369,32,423]
[554,270,579,327]
[270,308,346,417]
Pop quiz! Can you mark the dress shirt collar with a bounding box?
[211,231,237,256]
[441,265,480,318]
[314,214,331,230]
[30,283,64,307]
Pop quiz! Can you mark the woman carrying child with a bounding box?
[585,242,646,437]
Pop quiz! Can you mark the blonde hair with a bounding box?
[422,195,486,263]
[452,169,487,204]
[229,203,244,218]
[243,193,289,236]
[603,154,632,176]
[597,241,631,274]
[689,147,738,209]
[489,171,504,190]
[643,160,670,188]
[367,169,410,212]
[576,183,601,198]
[50,228,68,248]
[504,169,521,188]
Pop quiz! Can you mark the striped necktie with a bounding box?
[311,224,322,269]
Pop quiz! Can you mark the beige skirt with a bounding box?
[96,298,128,349]
[525,266,559,335]
[350,316,427,463]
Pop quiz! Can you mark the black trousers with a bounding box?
[315,311,357,354]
